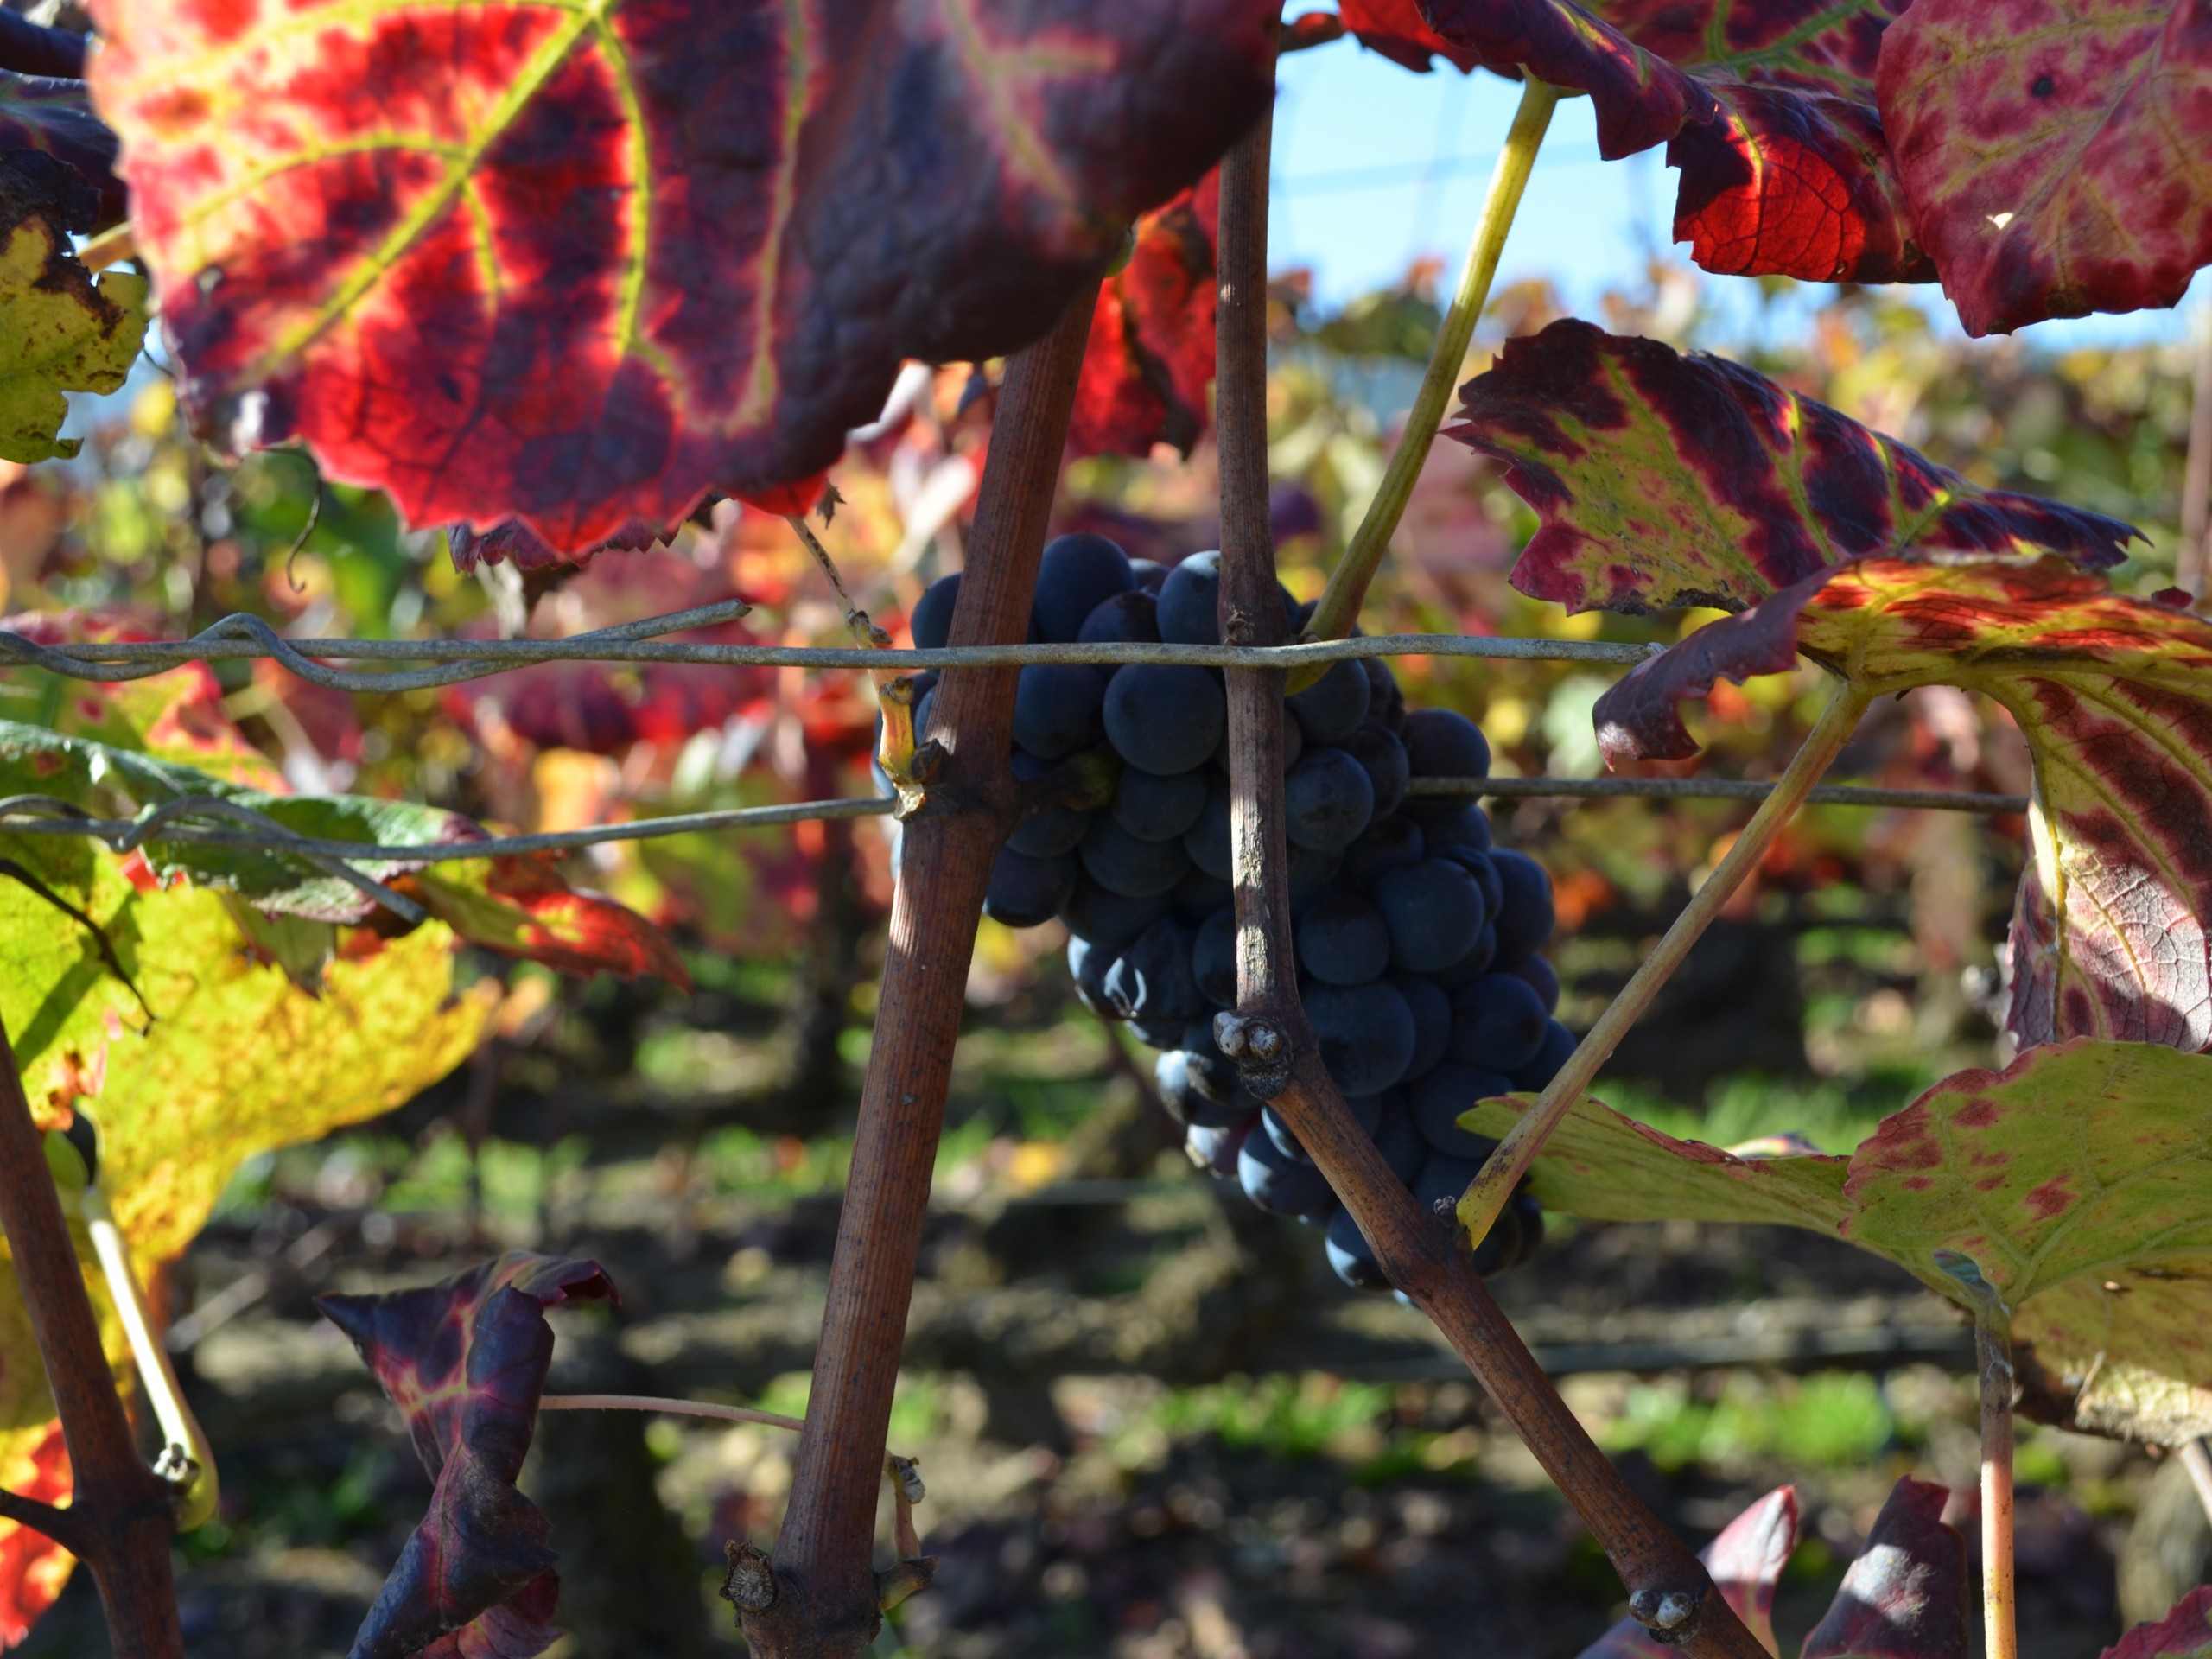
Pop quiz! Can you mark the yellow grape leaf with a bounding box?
[0,211,147,464]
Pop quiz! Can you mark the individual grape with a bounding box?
[1402,709,1491,819]
[1007,746,1092,856]
[910,572,961,651]
[1491,849,1557,963]
[1155,550,1224,645]
[1429,925,1498,991]
[1102,918,1205,1022]
[1338,723,1410,819]
[1033,532,1135,643]
[1372,859,1485,974]
[1104,664,1224,775]
[1128,1016,1185,1048]
[1409,1063,1514,1157]
[1260,1090,1380,1161]
[1080,812,1192,899]
[1362,657,1407,732]
[1342,814,1424,893]
[1434,842,1503,915]
[1175,1025,1243,1101]
[1113,766,1209,842]
[1287,845,1342,908]
[1284,747,1375,853]
[1077,589,1160,683]
[1392,972,1452,1080]
[1058,875,1170,949]
[1068,937,1113,1017]
[1509,1019,1576,1092]
[1411,1153,1483,1217]
[984,847,1077,929]
[1373,1099,1428,1183]
[1446,973,1551,1072]
[1183,774,1233,879]
[1325,1205,1391,1291]
[1188,1114,1255,1179]
[1012,663,1106,760]
[1287,658,1371,745]
[1172,864,1234,923]
[1129,558,1170,594]
[1412,1153,1524,1274]
[1236,1130,1336,1221]
[1154,1051,1252,1129]
[1505,954,1561,1014]
[1306,980,1416,1095]
[1421,803,1493,855]
[1294,891,1390,986]
[1192,906,1239,1007]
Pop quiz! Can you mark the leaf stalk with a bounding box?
[1300,75,1558,664]
[1457,679,1871,1243]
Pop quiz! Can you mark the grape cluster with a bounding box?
[909,535,1565,1291]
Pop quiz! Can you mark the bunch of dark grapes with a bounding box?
[907,535,1566,1291]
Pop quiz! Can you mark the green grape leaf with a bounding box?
[1447,321,2136,614]
[1463,1092,1851,1231]
[1874,0,2212,337]
[2106,1589,2212,1659]
[1592,557,2212,1053]
[85,0,1274,555]
[0,184,146,464]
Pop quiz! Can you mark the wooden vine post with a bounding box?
[1206,105,1768,1659]
[735,284,1100,1657]
[0,1024,183,1659]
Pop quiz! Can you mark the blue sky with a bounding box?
[1269,34,2209,351]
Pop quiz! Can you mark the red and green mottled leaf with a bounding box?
[1339,0,1481,73]
[0,159,146,465]
[447,518,675,577]
[1465,1090,1851,1230]
[1070,172,1219,460]
[2106,1589,2212,1659]
[87,0,1274,557]
[0,1305,73,1648]
[1573,1485,1800,1658]
[409,856,691,990]
[1874,0,2212,338]
[1800,1476,1970,1659]
[0,73,124,225]
[1447,321,2135,614]
[1585,0,1903,92]
[1591,558,2212,1052]
[1844,1040,2212,1444]
[316,1254,615,1659]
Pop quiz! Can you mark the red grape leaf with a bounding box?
[0,73,124,225]
[1591,557,2212,1053]
[86,0,1274,556]
[1069,172,1219,459]
[0,1416,72,1646]
[1584,0,1903,92]
[1669,81,1930,283]
[1800,1476,1969,1659]
[1448,321,2136,614]
[1573,1485,1800,1657]
[2105,1588,2212,1659]
[1874,0,2212,337]
[447,518,674,577]
[1843,1039,2212,1445]
[408,856,692,989]
[316,1253,614,1659]
[1338,0,1481,73]
[449,637,771,756]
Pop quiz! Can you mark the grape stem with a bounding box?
[1455,678,1872,1244]
[0,1026,184,1659]
[734,280,1096,1659]
[1211,101,1767,1659]
[1296,74,1558,677]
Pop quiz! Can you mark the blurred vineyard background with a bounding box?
[8,257,2210,1657]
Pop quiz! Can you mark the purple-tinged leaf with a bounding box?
[1574,1484,1800,1657]
[1447,321,2135,614]
[1590,556,2212,1053]
[0,73,123,225]
[316,1253,616,1659]
[1875,0,2212,337]
[0,14,86,81]
[1800,1476,1970,1659]
[2104,1587,2212,1659]
[1338,0,1480,73]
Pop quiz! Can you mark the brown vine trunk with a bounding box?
[0,1022,183,1659]
[737,285,1099,1657]
[1209,106,1768,1659]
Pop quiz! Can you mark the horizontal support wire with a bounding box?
[0,606,1656,695]
[0,777,2028,881]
